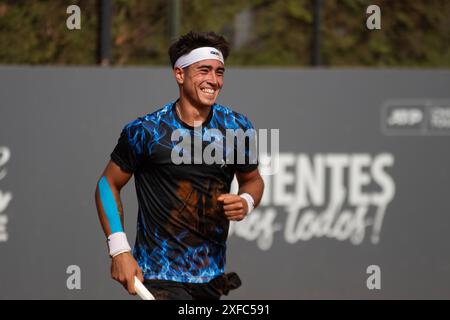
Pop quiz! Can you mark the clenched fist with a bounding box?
[217,193,249,221]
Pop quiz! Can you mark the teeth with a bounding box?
[201,88,215,94]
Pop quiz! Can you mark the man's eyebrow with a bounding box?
[197,64,213,69]
[197,64,225,71]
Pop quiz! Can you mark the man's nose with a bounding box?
[207,72,218,87]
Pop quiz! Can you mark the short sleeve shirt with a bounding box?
[111,100,258,283]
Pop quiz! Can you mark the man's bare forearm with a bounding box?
[238,174,264,208]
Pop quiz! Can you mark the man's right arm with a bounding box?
[94,160,144,295]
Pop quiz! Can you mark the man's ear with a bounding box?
[174,67,185,85]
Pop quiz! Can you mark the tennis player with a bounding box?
[94,31,264,300]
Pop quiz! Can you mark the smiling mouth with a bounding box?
[201,88,215,95]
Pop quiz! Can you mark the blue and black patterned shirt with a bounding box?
[110,100,258,283]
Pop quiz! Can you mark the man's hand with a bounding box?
[111,251,144,295]
[218,193,249,221]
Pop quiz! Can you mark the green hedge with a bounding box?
[0,0,448,67]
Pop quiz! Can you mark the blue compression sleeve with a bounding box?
[98,176,124,233]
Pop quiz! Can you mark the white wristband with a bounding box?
[107,232,131,257]
[239,193,255,215]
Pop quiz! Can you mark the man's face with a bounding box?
[177,59,225,108]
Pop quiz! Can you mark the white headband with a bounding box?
[174,47,224,69]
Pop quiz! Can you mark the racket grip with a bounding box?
[134,276,156,300]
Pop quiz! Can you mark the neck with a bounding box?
[177,96,212,126]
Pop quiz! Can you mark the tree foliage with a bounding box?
[0,0,448,67]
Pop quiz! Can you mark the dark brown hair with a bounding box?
[168,31,230,68]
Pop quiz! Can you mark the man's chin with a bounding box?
[199,97,217,107]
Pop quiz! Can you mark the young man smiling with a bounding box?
[95,31,264,300]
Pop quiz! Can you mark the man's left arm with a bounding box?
[218,169,264,221]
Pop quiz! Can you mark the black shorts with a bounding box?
[143,272,241,300]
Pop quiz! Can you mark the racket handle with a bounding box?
[134,276,155,300]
